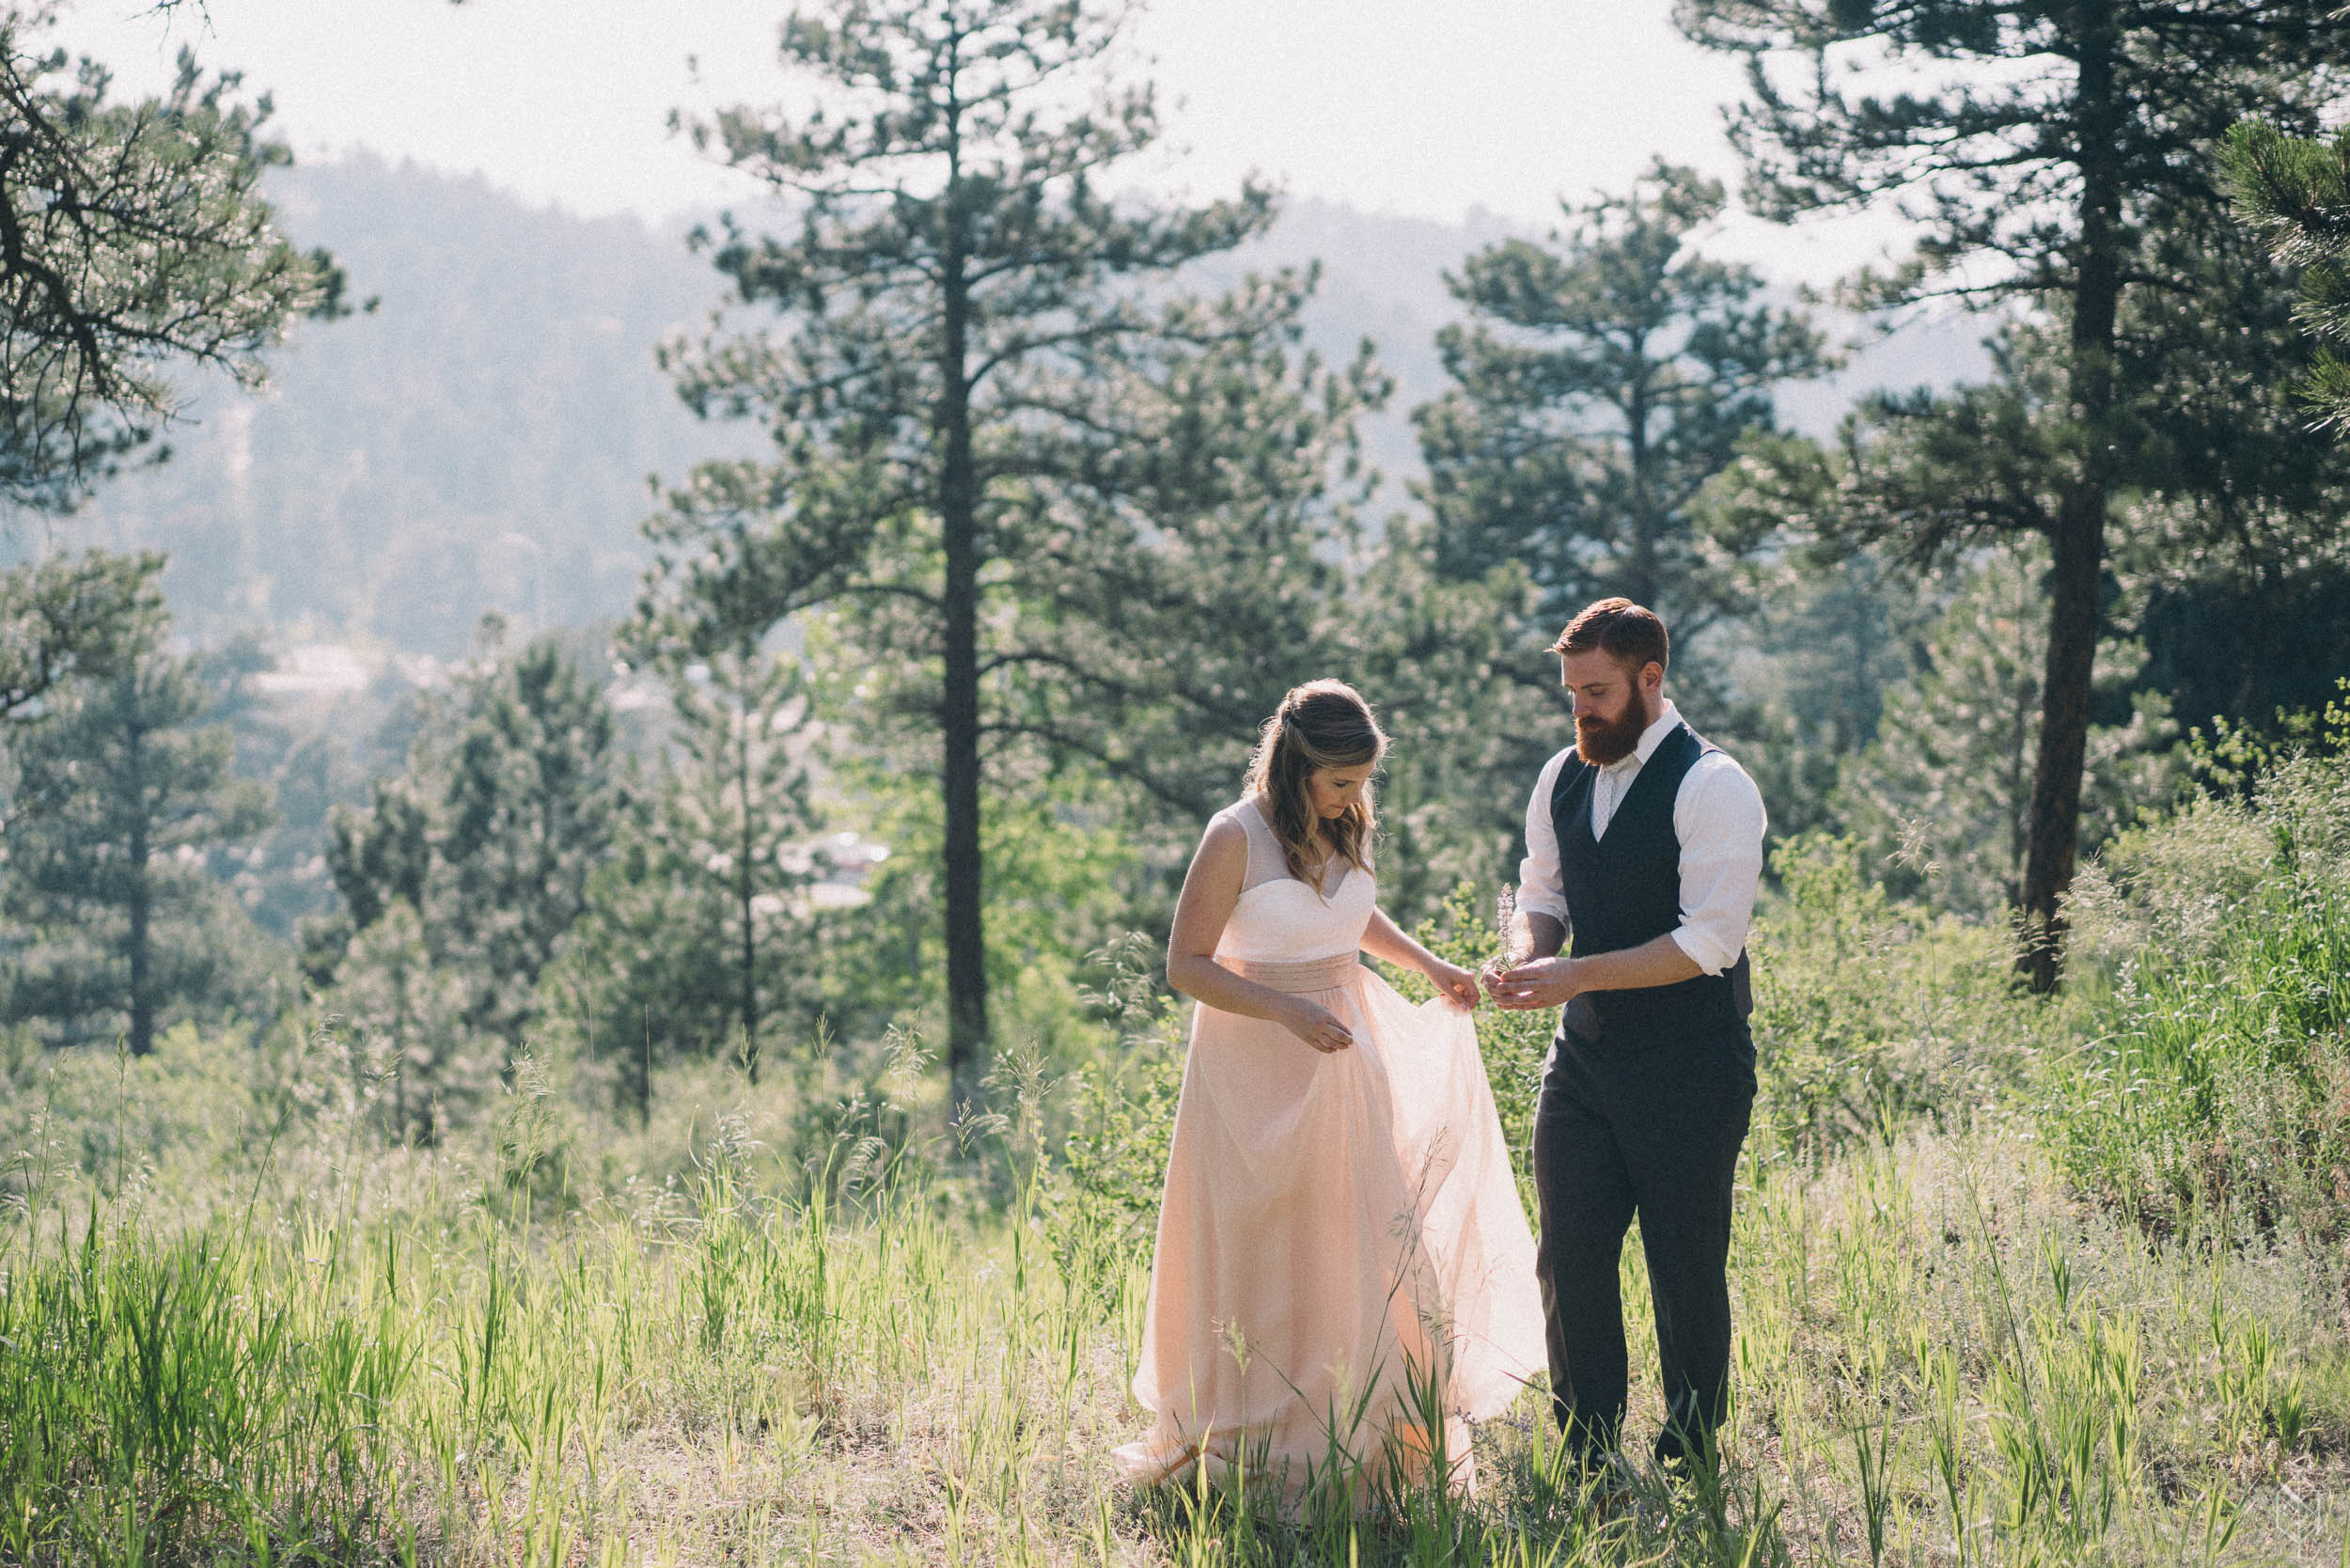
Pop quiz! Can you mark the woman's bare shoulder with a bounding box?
[1176,811,1249,917]
[1196,808,1248,859]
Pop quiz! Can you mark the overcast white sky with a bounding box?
[51,0,1904,283]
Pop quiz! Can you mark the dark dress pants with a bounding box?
[1530,1019,1756,1465]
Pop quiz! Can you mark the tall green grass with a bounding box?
[0,1215,412,1563]
[4,753,2350,1562]
[7,1112,2343,1564]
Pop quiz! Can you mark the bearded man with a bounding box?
[1485,596,1766,1480]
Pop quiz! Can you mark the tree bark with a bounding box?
[937,101,989,1104]
[126,703,152,1056]
[1624,335,1658,611]
[2019,5,2123,993]
[738,677,760,1087]
[2021,509,2103,988]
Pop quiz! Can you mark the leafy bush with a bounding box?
[2044,745,2350,1236]
[1745,835,2029,1162]
[1034,935,1189,1315]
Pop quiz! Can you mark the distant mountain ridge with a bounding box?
[26,156,1986,657]
[34,155,737,655]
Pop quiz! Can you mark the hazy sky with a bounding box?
[52,0,1903,282]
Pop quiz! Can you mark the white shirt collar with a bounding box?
[1605,698,1681,774]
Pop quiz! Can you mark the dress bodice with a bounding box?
[1214,796,1377,964]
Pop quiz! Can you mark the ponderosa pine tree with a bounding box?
[0,549,164,721]
[1726,543,1935,841]
[1368,163,1823,903]
[330,897,473,1142]
[201,632,352,934]
[649,0,1375,1093]
[1,9,345,933]
[670,644,814,1084]
[1679,0,2350,984]
[1,8,347,510]
[545,641,815,1091]
[1414,160,1827,652]
[1715,297,2347,864]
[2,648,272,1054]
[319,629,621,1051]
[437,636,621,1042]
[1833,546,2180,917]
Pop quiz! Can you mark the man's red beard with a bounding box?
[1574,691,1655,766]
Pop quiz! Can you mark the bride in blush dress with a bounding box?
[1115,680,1545,1511]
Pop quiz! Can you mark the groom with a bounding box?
[1486,597,1766,1476]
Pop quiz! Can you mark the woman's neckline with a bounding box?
[1242,794,1354,897]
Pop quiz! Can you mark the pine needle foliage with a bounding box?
[2,648,273,1056]
[1679,0,2350,986]
[0,8,348,510]
[2224,119,2350,432]
[1416,160,1828,649]
[647,0,1378,1092]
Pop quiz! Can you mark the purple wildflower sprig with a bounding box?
[1483,884,1531,979]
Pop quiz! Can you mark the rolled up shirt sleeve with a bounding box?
[1669,754,1768,975]
[1516,747,1574,932]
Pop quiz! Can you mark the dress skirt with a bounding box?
[1115,952,1545,1510]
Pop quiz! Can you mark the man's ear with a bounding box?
[1641,661,1666,696]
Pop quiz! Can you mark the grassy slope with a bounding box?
[6,1113,2344,1564]
[7,756,2350,1564]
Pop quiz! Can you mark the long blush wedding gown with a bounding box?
[1116,796,1545,1509]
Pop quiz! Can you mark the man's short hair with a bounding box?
[1549,597,1669,672]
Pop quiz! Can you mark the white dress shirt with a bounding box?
[1515,699,1767,977]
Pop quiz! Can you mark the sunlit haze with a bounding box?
[52,0,1907,283]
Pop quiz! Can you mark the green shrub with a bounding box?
[1045,1023,1183,1319]
[2044,746,2350,1236]
[1746,835,2029,1162]
[1035,935,1188,1317]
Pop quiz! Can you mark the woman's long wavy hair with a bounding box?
[1245,680,1387,888]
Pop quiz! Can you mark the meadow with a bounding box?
[4,743,2348,1566]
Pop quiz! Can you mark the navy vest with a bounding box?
[1549,721,1753,1051]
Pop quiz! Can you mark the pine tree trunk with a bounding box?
[126,712,153,1057]
[938,157,988,1104]
[2019,6,2122,993]
[737,680,760,1087]
[1625,355,1659,611]
[2020,510,2102,987]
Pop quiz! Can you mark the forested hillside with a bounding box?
[26,156,1982,656]
[22,156,737,652]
